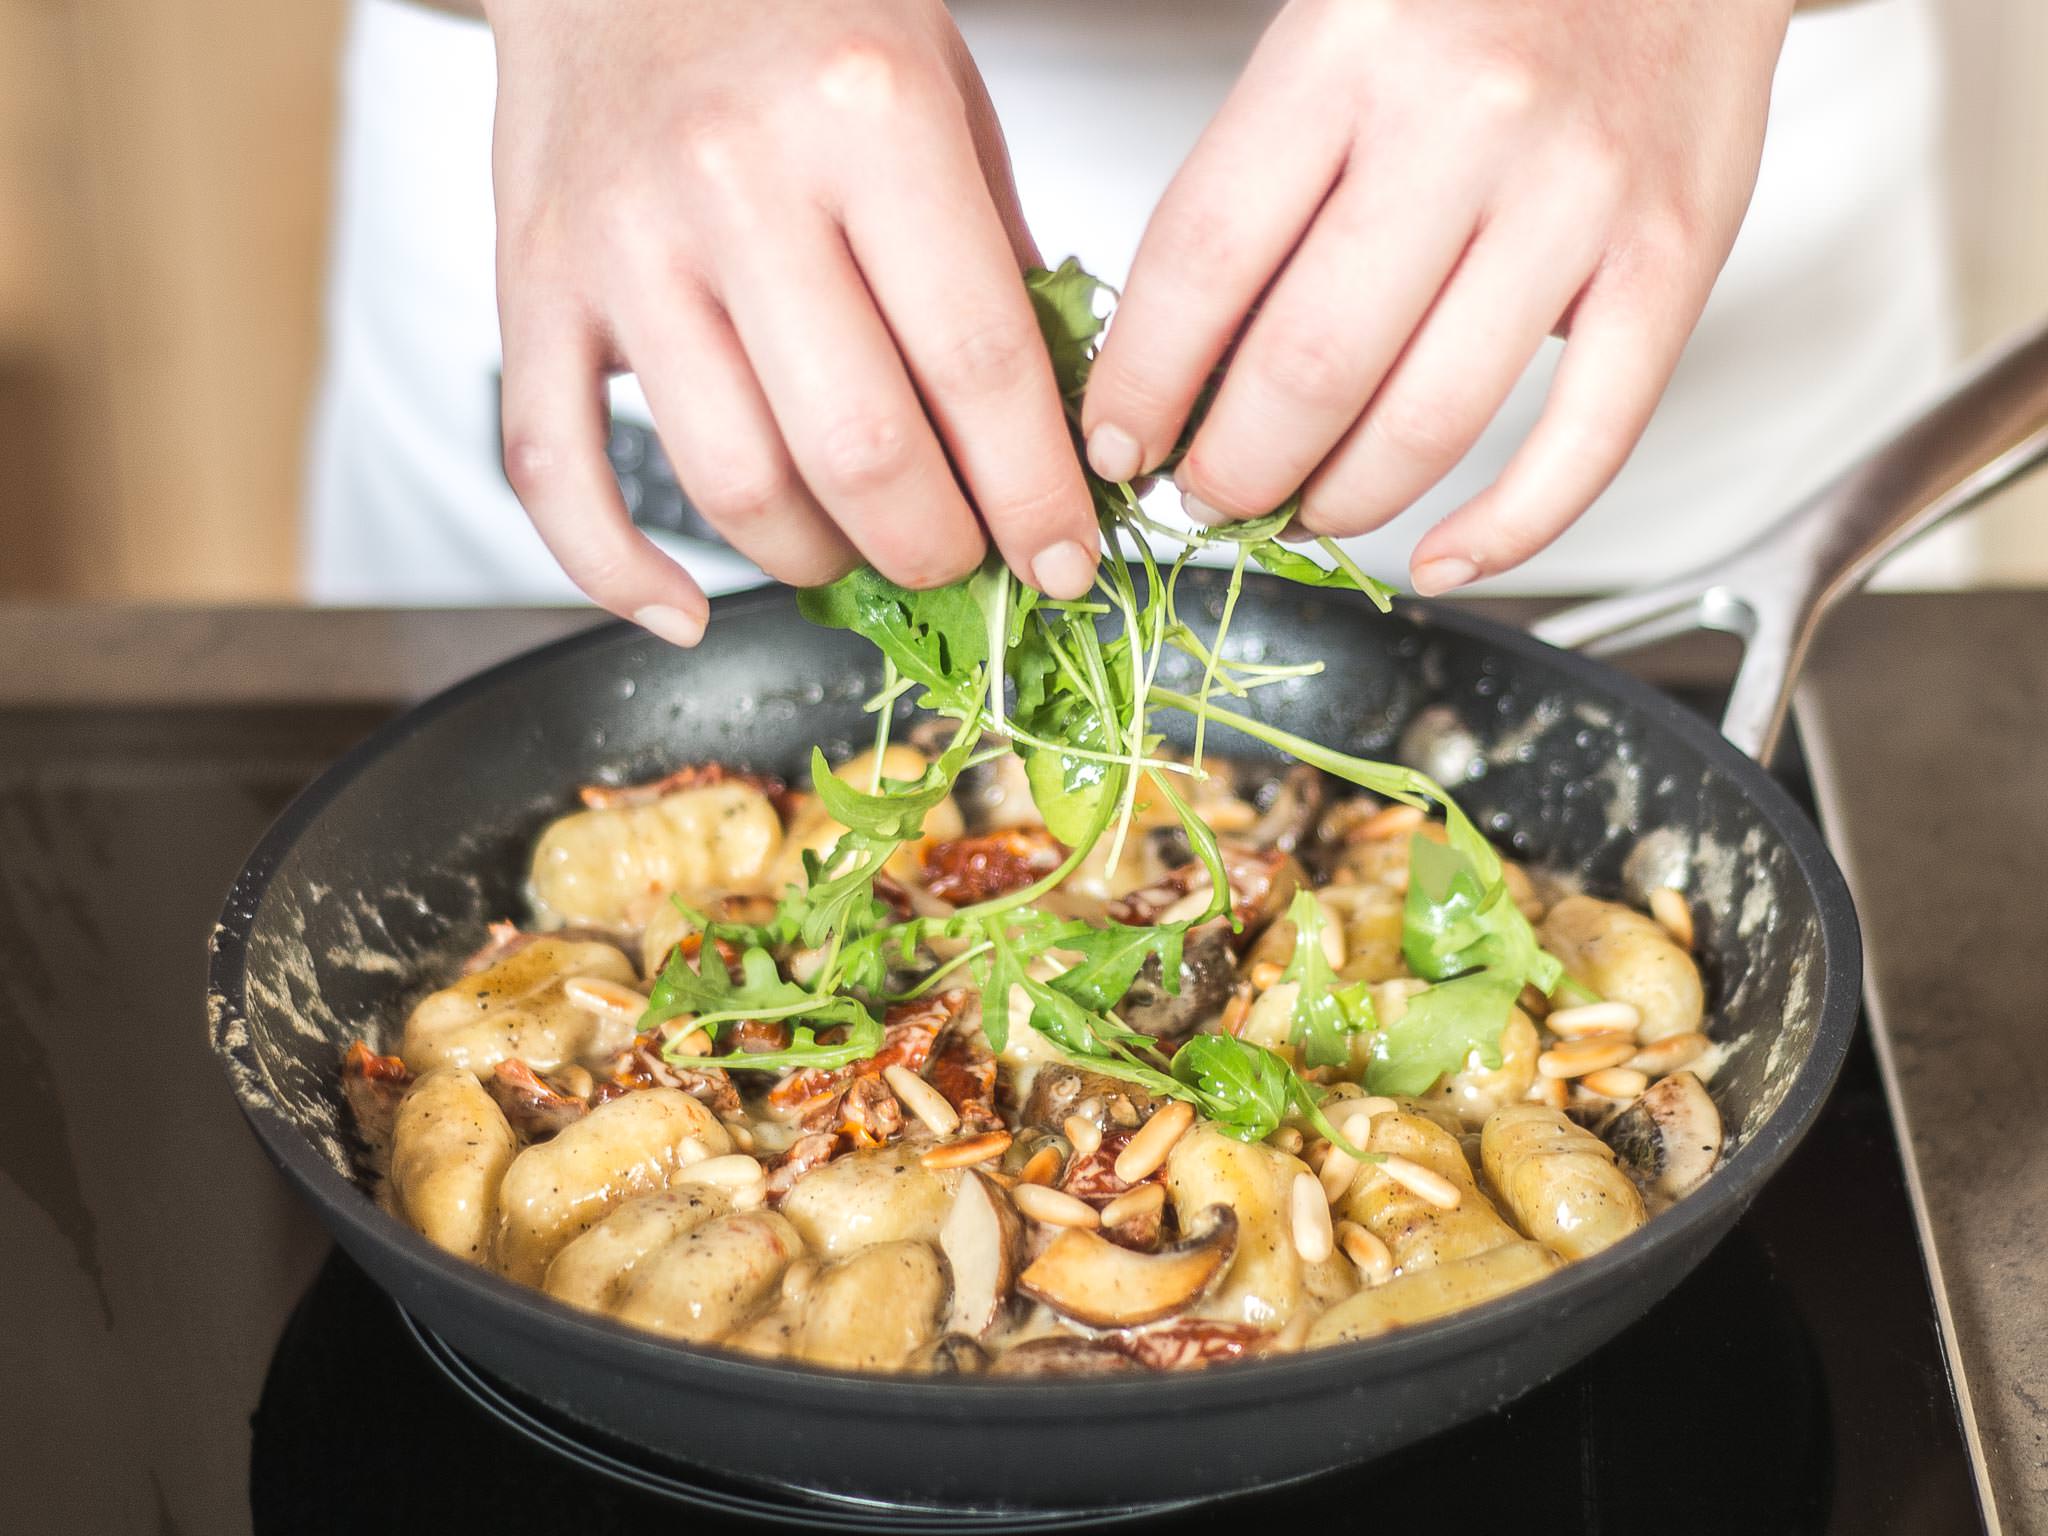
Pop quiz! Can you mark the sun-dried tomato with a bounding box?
[919,828,1065,905]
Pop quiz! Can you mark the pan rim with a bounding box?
[206,575,1860,1415]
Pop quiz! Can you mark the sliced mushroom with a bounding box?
[1114,919,1238,1040]
[1019,1065,1156,1133]
[914,1334,992,1375]
[1245,764,1324,853]
[986,1336,1143,1377]
[939,1169,1024,1338]
[1601,1071,1722,1201]
[1018,1205,1237,1328]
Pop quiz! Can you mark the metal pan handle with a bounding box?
[1532,319,2048,761]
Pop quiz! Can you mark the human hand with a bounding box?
[486,0,1099,646]
[1081,0,1794,593]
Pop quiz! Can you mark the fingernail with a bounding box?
[1410,558,1478,597]
[633,603,707,647]
[1087,424,1143,484]
[1180,489,1228,527]
[1031,539,1099,600]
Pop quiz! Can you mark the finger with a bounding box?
[1080,10,1354,482]
[1297,194,1611,541]
[1406,279,1701,594]
[713,219,989,591]
[610,280,858,589]
[1169,167,1486,522]
[948,34,1042,269]
[840,112,1097,598]
[499,301,709,646]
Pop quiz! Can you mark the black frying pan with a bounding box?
[206,322,2048,1513]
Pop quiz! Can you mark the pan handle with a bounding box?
[1531,318,2048,761]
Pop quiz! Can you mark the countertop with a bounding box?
[1,593,2040,1531]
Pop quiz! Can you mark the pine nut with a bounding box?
[1115,1101,1195,1183]
[676,1136,711,1168]
[1013,1182,1100,1229]
[1291,1172,1335,1263]
[1627,1031,1710,1076]
[1329,1096,1396,1142]
[883,1063,961,1137]
[1270,1126,1304,1155]
[676,1153,766,1189]
[1380,1155,1462,1210]
[664,1022,712,1057]
[1219,983,1254,1038]
[1356,803,1425,841]
[1316,896,1347,968]
[1538,1036,1638,1079]
[1546,1001,1642,1039]
[562,975,649,1021]
[553,1064,594,1098]
[919,1130,1012,1170]
[729,1182,767,1212]
[1320,1146,1361,1204]
[726,1122,755,1153]
[1649,887,1695,949]
[1536,1075,1570,1111]
[1157,887,1216,926]
[1018,1145,1063,1186]
[1100,1183,1166,1228]
[1063,1115,1102,1158]
[1337,1220,1393,1284]
[1581,1067,1649,1100]
[788,947,829,985]
[1249,960,1284,992]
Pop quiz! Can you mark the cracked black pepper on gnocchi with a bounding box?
[341,260,1728,1374]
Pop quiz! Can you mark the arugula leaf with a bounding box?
[1025,258,1110,402]
[810,745,956,841]
[1046,919,1187,1012]
[797,567,989,713]
[1279,890,1378,1068]
[702,1010,885,1074]
[1171,1034,1293,1143]
[640,937,881,1072]
[1402,832,1561,995]
[1364,971,1520,1097]
[1250,539,1398,612]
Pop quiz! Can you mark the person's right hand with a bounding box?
[485,0,1100,647]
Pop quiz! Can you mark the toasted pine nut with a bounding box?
[1115,1101,1195,1183]
[1538,1036,1638,1079]
[676,1136,711,1168]
[1649,887,1695,949]
[1319,1147,1360,1204]
[883,1063,961,1137]
[1013,1182,1100,1229]
[1270,1126,1304,1155]
[788,946,829,985]
[729,1182,767,1212]
[1582,1067,1649,1100]
[1100,1183,1166,1228]
[1356,803,1425,841]
[1219,982,1254,1038]
[726,1122,755,1153]
[1380,1154,1462,1210]
[780,1258,818,1303]
[563,975,650,1021]
[1627,1031,1710,1076]
[676,1153,766,1189]
[919,1130,1012,1170]
[1328,1096,1396,1143]
[1316,896,1347,968]
[664,1022,712,1057]
[1063,1115,1103,1158]
[1018,1144,1063,1186]
[553,1063,594,1098]
[1546,1001,1642,1039]
[1535,1075,1570,1111]
[1291,1172,1335,1263]
[1157,887,1216,926]
[1249,960,1284,992]
[1337,1220,1394,1284]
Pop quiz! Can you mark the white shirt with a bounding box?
[305,0,1961,604]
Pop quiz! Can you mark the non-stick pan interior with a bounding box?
[212,573,1836,1181]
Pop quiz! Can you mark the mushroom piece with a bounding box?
[1019,1065,1157,1133]
[1113,919,1238,1040]
[913,1334,992,1375]
[1244,763,1324,854]
[986,1337,1144,1377]
[1018,1205,1238,1328]
[1601,1071,1723,1201]
[939,1169,1025,1338]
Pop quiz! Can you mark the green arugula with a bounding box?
[1365,971,1522,1097]
[1279,890,1378,1068]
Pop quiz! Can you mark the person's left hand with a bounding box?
[1080,0,1794,593]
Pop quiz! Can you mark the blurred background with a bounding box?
[1,0,2044,603]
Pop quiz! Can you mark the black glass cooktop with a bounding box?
[0,695,1982,1535]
